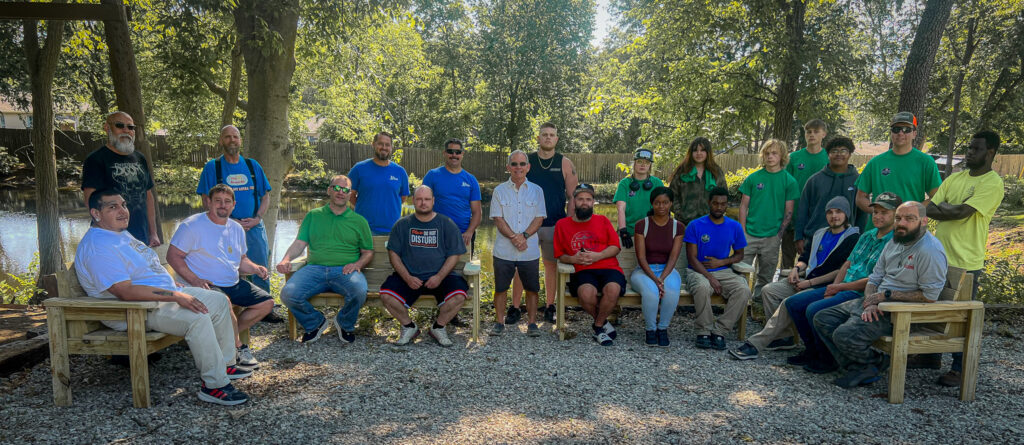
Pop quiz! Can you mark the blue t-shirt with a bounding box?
[422,166,481,232]
[348,159,410,234]
[196,156,272,220]
[815,230,841,266]
[683,215,747,272]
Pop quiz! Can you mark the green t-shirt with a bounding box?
[855,148,942,203]
[739,168,799,238]
[930,170,1004,270]
[613,175,665,235]
[297,205,374,266]
[786,147,829,193]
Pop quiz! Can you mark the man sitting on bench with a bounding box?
[74,188,250,406]
[380,185,469,347]
[684,186,751,350]
[554,183,624,346]
[277,175,374,344]
[813,201,947,388]
[167,184,273,370]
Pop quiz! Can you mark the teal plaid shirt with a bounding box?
[842,227,894,284]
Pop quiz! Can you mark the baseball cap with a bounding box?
[634,148,654,162]
[573,183,596,198]
[891,112,918,127]
[870,192,902,210]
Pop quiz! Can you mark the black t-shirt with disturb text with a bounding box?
[387,213,466,280]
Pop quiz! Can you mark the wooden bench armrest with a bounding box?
[43,297,160,310]
[289,256,308,271]
[462,260,481,276]
[731,262,754,274]
[878,300,984,312]
[557,262,574,275]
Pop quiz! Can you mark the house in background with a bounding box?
[0,99,80,131]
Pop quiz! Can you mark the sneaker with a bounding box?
[937,370,962,387]
[802,359,839,374]
[906,354,942,370]
[331,319,355,344]
[300,318,329,344]
[396,324,420,346]
[657,329,670,348]
[429,326,454,347]
[833,366,880,389]
[260,311,285,324]
[695,335,712,349]
[602,321,618,340]
[786,351,814,366]
[594,331,613,346]
[729,342,759,360]
[504,307,522,325]
[236,345,259,369]
[526,323,541,337]
[765,337,797,351]
[544,304,556,323]
[225,365,252,380]
[645,330,658,347]
[198,382,249,406]
[489,322,505,336]
[711,334,727,350]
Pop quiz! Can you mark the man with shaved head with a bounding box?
[812,201,947,388]
[196,125,273,293]
[82,111,160,246]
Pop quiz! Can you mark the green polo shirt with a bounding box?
[855,147,942,203]
[297,205,373,266]
[739,168,799,238]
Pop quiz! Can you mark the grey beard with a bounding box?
[223,144,240,156]
[109,134,135,154]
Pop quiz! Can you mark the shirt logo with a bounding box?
[797,163,806,170]
[226,174,249,187]
[410,228,439,248]
[390,175,400,181]
[756,183,765,190]
[570,231,598,253]
[461,181,470,187]
[701,234,710,243]
[882,168,891,176]
[848,186,855,191]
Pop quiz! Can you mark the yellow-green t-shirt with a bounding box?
[930,170,1004,270]
[739,168,799,238]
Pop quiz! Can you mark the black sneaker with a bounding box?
[504,306,522,325]
[695,335,712,349]
[657,329,670,348]
[260,311,285,324]
[729,342,759,360]
[711,334,727,350]
[833,365,880,389]
[340,329,355,344]
[765,337,797,351]
[645,330,657,347]
[906,353,942,369]
[786,351,814,366]
[448,314,469,328]
[198,382,249,406]
[544,304,556,323]
[300,318,329,344]
[803,359,839,374]
[225,365,253,380]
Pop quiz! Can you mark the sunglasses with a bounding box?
[509,161,527,167]
[890,126,914,134]
[113,122,136,131]
[445,149,463,155]
[330,185,351,193]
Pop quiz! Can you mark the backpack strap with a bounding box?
[642,217,650,237]
[244,158,260,218]
[215,157,223,185]
[672,219,678,238]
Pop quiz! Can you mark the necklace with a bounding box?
[538,153,556,170]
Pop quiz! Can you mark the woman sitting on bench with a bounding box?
[631,187,685,347]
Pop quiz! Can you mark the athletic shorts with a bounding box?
[493,257,540,293]
[380,273,469,308]
[538,226,556,261]
[568,269,626,299]
[215,280,273,307]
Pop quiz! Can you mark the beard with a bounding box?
[215,208,231,219]
[894,225,923,244]
[223,143,240,156]
[109,133,135,154]
[374,150,390,161]
[575,206,593,220]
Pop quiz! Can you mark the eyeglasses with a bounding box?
[329,185,351,193]
[890,126,914,134]
[113,122,136,131]
[509,162,527,167]
[445,149,463,155]
[828,149,850,155]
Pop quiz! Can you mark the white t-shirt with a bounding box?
[169,212,246,287]
[75,227,177,300]
[489,179,547,261]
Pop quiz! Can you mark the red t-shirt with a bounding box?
[553,215,623,273]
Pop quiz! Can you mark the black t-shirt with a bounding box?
[81,146,155,242]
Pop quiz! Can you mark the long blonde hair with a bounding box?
[759,139,789,168]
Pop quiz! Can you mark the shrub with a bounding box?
[153,165,202,196]
[725,166,759,203]
[1002,175,1024,212]
[979,247,1024,305]
[0,146,19,176]
[1,252,42,305]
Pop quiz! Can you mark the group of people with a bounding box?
[74,111,1004,406]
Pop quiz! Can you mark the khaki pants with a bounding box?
[742,234,781,300]
[686,269,751,336]
[146,287,236,388]
[747,281,797,351]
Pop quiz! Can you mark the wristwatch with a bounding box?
[522,231,530,238]
[884,289,892,301]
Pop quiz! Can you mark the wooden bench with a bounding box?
[555,247,754,340]
[42,245,252,408]
[873,266,983,404]
[285,236,482,342]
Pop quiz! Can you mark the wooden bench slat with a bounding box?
[81,329,174,342]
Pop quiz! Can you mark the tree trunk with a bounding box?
[897,0,956,150]
[221,36,243,126]
[234,0,300,255]
[23,17,66,301]
[945,16,978,177]
[101,0,164,241]
[770,0,805,145]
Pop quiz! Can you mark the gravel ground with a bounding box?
[2,307,1023,444]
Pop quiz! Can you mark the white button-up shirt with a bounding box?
[490,179,547,261]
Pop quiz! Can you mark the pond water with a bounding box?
[0,189,617,279]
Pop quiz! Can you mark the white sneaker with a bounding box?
[602,321,618,340]
[396,324,420,346]
[594,331,614,346]
[236,345,259,369]
[429,326,454,347]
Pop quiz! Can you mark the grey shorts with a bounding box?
[493,257,540,293]
[538,226,556,261]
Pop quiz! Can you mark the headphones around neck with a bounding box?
[629,177,654,192]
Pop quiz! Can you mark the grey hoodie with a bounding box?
[795,164,863,241]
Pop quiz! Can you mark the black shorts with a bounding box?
[493,257,540,293]
[568,269,626,298]
[380,273,469,308]
[215,280,273,307]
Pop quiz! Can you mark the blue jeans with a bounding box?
[245,221,270,292]
[281,265,368,332]
[631,264,681,330]
[786,288,862,357]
